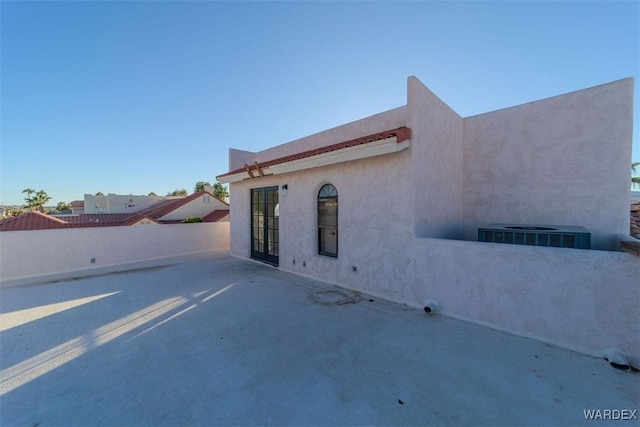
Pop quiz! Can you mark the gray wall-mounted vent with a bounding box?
[478,225,591,249]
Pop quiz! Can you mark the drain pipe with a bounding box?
[423,300,440,314]
[603,348,634,371]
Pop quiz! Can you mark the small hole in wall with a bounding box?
[90,258,96,264]
[424,306,432,314]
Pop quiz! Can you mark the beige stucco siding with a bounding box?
[408,76,465,239]
[462,78,634,249]
[231,147,413,298]
[223,76,638,362]
[255,106,407,164]
[0,223,230,283]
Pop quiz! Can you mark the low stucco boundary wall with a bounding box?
[403,238,640,364]
[0,223,230,285]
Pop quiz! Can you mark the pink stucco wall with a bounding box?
[256,106,407,165]
[463,78,634,249]
[223,76,638,362]
[408,76,465,239]
[0,223,230,284]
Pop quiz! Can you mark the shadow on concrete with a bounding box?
[1,253,638,426]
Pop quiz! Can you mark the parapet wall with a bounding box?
[337,236,640,364]
[0,223,230,285]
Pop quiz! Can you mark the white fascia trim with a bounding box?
[269,136,407,175]
[218,136,408,183]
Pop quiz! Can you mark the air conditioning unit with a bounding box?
[478,224,591,249]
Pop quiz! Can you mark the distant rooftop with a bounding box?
[0,191,229,232]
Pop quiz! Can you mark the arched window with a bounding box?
[318,184,338,257]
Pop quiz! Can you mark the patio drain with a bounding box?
[311,289,361,306]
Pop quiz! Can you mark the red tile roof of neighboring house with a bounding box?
[70,200,84,208]
[631,203,640,240]
[0,211,69,231]
[122,215,162,226]
[202,210,230,223]
[218,127,411,178]
[0,191,230,232]
[125,191,229,223]
[145,191,226,220]
[131,198,183,217]
[65,214,132,224]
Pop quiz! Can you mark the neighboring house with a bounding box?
[84,193,175,214]
[1,206,22,218]
[217,76,638,363]
[0,191,229,231]
[70,200,85,215]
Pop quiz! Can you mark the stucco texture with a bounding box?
[231,149,414,303]
[405,238,640,363]
[224,76,638,362]
[463,78,634,249]
[408,76,464,239]
[256,107,407,166]
[0,223,230,283]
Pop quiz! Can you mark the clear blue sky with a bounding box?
[1,1,638,206]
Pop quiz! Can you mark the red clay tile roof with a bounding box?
[65,214,132,224]
[0,211,69,231]
[143,192,210,220]
[202,210,230,222]
[131,198,184,218]
[218,126,411,178]
[631,203,640,240]
[121,215,161,226]
[127,191,229,223]
[0,192,230,231]
[70,200,84,208]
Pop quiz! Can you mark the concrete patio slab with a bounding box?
[1,252,638,426]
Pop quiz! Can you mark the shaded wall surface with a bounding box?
[0,223,230,284]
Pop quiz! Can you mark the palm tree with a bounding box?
[33,190,52,213]
[633,162,640,188]
[22,187,36,211]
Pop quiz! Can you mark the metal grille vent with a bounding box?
[478,225,590,249]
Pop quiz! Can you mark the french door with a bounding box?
[250,187,279,265]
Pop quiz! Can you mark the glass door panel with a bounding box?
[250,187,279,265]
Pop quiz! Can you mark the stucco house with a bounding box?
[217,76,639,366]
[84,193,176,214]
[70,200,85,215]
